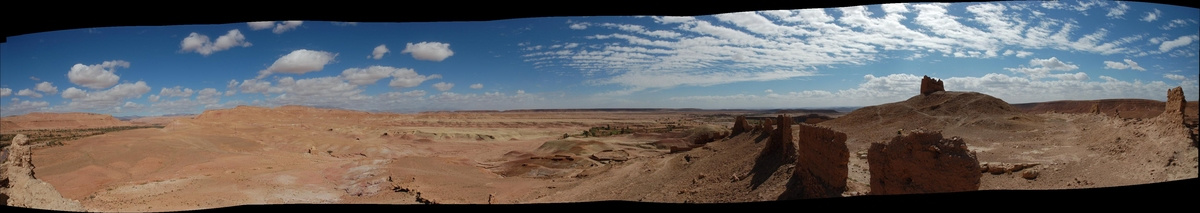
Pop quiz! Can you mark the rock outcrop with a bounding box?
[731,115,749,136]
[791,124,849,198]
[920,75,945,96]
[2,134,87,211]
[1163,86,1186,121]
[868,130,981,195]
[761,118,774,133]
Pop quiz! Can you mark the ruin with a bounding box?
[731,115,749,136]
[920,75,945,96]
[1,134,86,211]
[1162,86,1186,121]
[791,124,849,198]
[868,130,981,195]
[762,115,796,160]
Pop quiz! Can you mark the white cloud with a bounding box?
[123,102,142,108]
[1161,19,1198,30]
[0,100,50,116]
[196,88,221,105]
[339,66,437,87]
[17,89,42,98]
[68,60,128,89]
[159,86,194,98]
[35,82,57,94]
[225,90,236,96]
[148,95,160,102]
[371,44,390,60]
[569,22,589,30]
[247,21,275,30]
[388,70,441,88]
[60,81,152,111]
[260,76,370,107]
[1003,57,1078,79]
[180,29,252,56]
[1048,72,1090,81]
[764,89,774,93]
[470,83,483,89]
[1164,74,1188,81]
[1106,2,1129,18]
[1159,35,1198,52]
[0,88,10,97]
[273,21,303,34]
[401,42,455,62]
[433,82,454,92]
[1103,59,1146,71]
[1141,9,1161,22]
[239,79,272,94]
[257,49,338,79]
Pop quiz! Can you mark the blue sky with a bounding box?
[2,1,1198,117]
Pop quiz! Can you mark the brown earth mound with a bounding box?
[1011,99,1183,119]
[0,112,130,132]
[821,91,1022,146]
[868,130,981,195]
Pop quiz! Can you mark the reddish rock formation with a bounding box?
[920,75,945,96]
[868,130,981,195]
[1163,86,1186,121]
[731,115,749,136]
[2,134,86,211]
[791,124,849,198]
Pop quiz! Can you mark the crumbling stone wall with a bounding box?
[920,75,945,96]
[791,124,849,198]
[868,130,981,195]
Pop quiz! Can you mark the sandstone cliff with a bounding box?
[1,134,87,211]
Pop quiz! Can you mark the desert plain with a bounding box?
[2,83,1197,211]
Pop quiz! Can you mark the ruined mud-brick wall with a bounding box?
[731,115,750,136]
[868,130,981,195]
[1163,86,1186,121]
[791,124,849,198]
[763,115,796,160]
[920,75,945,96]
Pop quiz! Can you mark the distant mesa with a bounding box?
[868,130,981,195]
[920,75,945,96]
[0,112,130,132]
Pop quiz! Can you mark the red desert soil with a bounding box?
[5,88,1198,211]
[1,113,132,132]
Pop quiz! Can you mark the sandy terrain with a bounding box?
[3,89,1197,211]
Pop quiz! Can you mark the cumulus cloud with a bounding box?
[371,44,390,60]
[247,21,275,30]
[1106,2,1129,18]
[68,60,128,89]
[238,79,272,94]
[35,82,58,94]
[60,81,152,111]
[257,49,338,79]
[1003,57,1078,79]
[148,95,160,102]
[274,21,303,34]
[389,72,441,88]
[1140,9,1161,22]
[180,29,252,56]
[258,76,370,107]
[432,82,454,92]
[470,83,483,89]
[1164,74,1188,81]
[0,100,50,116]
[1159,35,1197,52]
[401,42,455,62]
[0,88,10,97]
[1103,59,1146,71]
[159,86,194,98]
[17,89,42,98]
[569,22,589,30]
